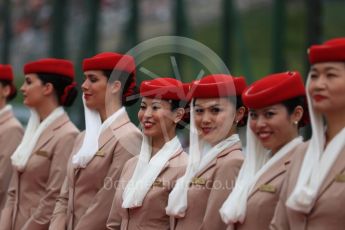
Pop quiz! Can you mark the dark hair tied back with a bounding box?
[169,99,190,129]
[37,73,78,107]
[61,82,78,107]
[281,96,309,127]
[104,70,139,106]
[235,96,248,127]
[0,80,17,101]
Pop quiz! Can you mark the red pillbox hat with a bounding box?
[82,52,135,75]
[189,74,246,99]
[242,71,305,109]
[309,37,345,64]
[24,58,74,79]
[0,64,14,81]
[140,78,187,101]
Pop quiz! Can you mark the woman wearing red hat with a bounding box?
[50,52,142,230]
[166,74,246,230]
[219,71,306,230]
[271,38,345,229]
[0,64,23,210]
[0,58,79,230]
[106,77,188,230]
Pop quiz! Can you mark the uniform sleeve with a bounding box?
[106,161,131,230]
[74,131,141,230]
[22,131,78,230]
[0,126,23,206]
[49,176,69,230]
[0,170,18,230]
[199,156,243,230]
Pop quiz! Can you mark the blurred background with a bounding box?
[1,0,345,130]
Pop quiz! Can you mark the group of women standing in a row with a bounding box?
[0,37,344,230]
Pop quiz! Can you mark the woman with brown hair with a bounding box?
[50,52,142,230]
[0,58,79,230]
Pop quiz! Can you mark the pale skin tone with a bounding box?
[309,62,345,147]
[20,74,59,121]
[138,97,184,156]
[194,97,245,146]
[81,70,122,122]
[0,83,11,109]
[249,104,303,154]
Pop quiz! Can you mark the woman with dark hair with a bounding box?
[106,77,189,230]
[0,58,79,230]
[166,74,246,230]
[271,38,345,230]
[0,64,23,210]
[220,71,307,230]
[50,52,142,230]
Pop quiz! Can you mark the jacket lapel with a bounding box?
[317,147,345,198]
[98,112,130,150]
[98,126,115,150]
[248,151,293,199]
[196,142,242,177]
[32,113,69,152]
[157,148,184,176]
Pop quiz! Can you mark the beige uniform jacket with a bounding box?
[174,143,244,230]
[106,148,188,230]
[235,149,296,230]
[0,113,79,230]
[50,112,142,230]
[270,143,345,230]
[0,110,23,210]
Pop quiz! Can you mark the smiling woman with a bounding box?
[219,71,307,230]
[166,74,247,230]
[106,77,189,230]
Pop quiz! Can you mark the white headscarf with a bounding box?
[286,76,345,213]
[72,96,126,168]
[166,102,241,217]
[219,115,303,226]
[122,135,182,208]
[11,107,65,171]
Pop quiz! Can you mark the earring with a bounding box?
[293,121,298,125]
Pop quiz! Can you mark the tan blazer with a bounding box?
[106,148,188,230]
[0,113,79,230]
[174,143,244,230]
[50,112,142,230]
[235,149,297,230]
[270,143,345,230]
[0,110,23,210]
